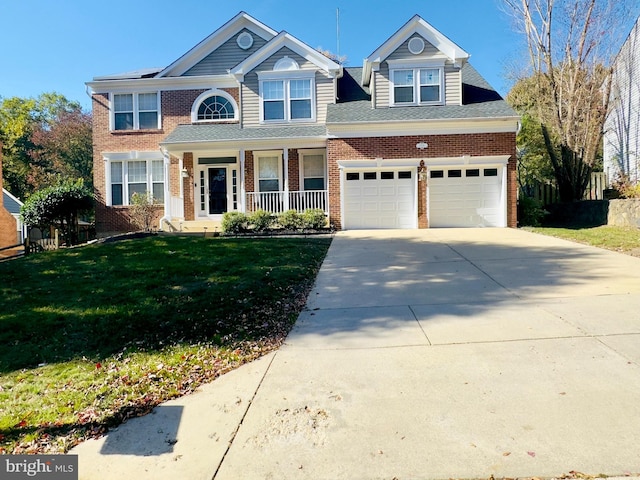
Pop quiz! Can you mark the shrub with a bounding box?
[221,212,249,234]
[249,209,275,232]
[130,192,157,232]
[278,210,304,230]
[518,196,546,226]
[302,209,327,230]
[20,179,93,245]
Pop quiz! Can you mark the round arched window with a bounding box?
[197,96,235,120]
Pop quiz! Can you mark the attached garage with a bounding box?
[342,166,417,229]
[427,161,507,228]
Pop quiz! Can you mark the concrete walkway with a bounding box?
[72,228,640,479]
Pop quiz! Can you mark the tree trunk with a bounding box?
[540,124,592,202]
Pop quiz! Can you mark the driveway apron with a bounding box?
[73,228,640,479]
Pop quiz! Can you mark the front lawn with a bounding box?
[524,225,640,255]
[0,235,331,453]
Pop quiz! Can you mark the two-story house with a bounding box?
[88,12,519,235]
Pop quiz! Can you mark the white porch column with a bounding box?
[283,148,290,211]
[162,147,171,218]
[239,149,246,213]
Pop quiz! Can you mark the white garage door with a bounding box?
[343,169,416,229]
[428,166,505,227]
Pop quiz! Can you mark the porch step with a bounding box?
[161,219,222,234]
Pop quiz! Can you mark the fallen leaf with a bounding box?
[503,451,511,456]
[527,451,536,457]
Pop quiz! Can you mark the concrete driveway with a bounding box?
[73,228,640,479]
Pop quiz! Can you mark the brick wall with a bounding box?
[327,132,517,229]
[0,148,18,248]
[93,88,239,233]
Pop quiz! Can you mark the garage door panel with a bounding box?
[428,166,504,228]
[344,169,416,229]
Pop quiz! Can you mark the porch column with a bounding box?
[283,148,290,211]
[239,149,246,213]
[161,147,171,223]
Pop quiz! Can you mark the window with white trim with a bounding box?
[256,155,281,192]
[300,151,326,190]
[261,78,313,122]
[107,158,165,205]
[112,92,160,130]
[259,55,315,123]
[391,67,443,105]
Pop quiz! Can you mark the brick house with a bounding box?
[87,12,518,235]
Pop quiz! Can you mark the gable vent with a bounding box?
[408,37,425,55]
[237,32,254,50]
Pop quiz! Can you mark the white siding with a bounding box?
[241,47,335,126]
[183,29,269,76]
[604,17,640,183]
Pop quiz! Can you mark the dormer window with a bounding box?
[258,56,316,123]
[390,66,444,106]
[191,90,238,123]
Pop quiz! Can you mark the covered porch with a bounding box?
[159,124,329,232]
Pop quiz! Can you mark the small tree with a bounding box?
[20,179,93,245]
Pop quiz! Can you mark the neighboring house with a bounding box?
[2,189,26,244]
[87,12,518,234]
[604,16,640,184]
[0,148,20,250]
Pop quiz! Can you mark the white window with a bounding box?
[300,150,326,190]
[260,78,314,122]
[391,67,443,105]
[262,81,285,121]
[256,155,282,192]
[107,157,165,206]
[112,92,160,130]
[191,90,238,122]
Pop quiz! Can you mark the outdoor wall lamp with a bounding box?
[181,168,189,178]
[418,160,428,182]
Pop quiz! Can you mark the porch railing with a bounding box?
[246,190,328,214]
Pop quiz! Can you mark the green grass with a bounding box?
[0,235,331,453]
[524,225,640,254]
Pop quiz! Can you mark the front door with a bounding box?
[208,168,227,214]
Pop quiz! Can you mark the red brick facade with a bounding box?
[93,88,239,234]
[327,133,517,229]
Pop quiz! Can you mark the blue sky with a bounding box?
[0,0,525,110]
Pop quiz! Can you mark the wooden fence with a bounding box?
[521,172,608,205]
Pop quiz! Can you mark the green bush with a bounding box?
[518,196,546,227]
[278,210,304,230]
[249,209,275,232]
[20,179,93,245]
[221,212,249,234]
[302,209,327,230]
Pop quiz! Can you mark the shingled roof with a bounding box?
[327,64,517,124]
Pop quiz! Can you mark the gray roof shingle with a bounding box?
[161,123,327,145]
[3,190,22,215]
[328,64,517,123]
